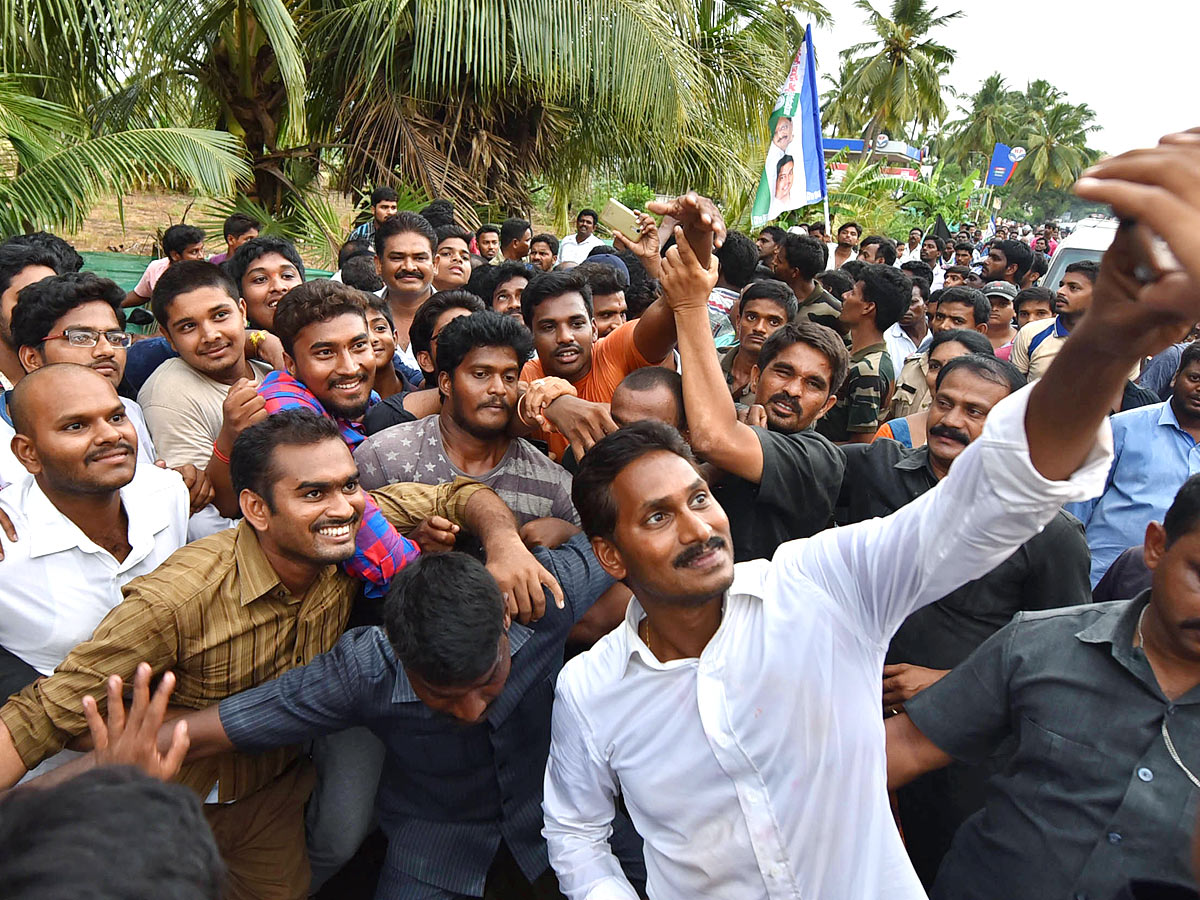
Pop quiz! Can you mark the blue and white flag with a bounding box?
[751,24,827,228]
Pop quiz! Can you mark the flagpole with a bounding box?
[823,195,831,236]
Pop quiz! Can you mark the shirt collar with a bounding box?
[893,445,936,475]
[0,389,11,426]
[1052,315,1070,338]
[1076,594,1151,680]
[233,520,289,606]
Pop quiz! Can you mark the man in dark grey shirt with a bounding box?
[888,473,1200,900]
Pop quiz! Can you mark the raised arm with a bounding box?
[658,224,769,481]
[885,712,953,791]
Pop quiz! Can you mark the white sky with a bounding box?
[811,0,1194,157]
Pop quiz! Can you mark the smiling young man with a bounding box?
[540,200,1179,900]
[718,280,798,403]
[559,209,603,266]
[375,211,437,370]
[137,261,273,469]
[222,235,306,332]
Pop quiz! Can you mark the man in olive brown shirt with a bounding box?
[0,410,552,900]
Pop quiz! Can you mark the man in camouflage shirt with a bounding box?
[817,264,910,443]
[772,234,846,338]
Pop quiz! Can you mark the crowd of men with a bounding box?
[2,130,1200,900]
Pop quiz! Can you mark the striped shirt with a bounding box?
[0,479,486,802]
[354,415,579,526]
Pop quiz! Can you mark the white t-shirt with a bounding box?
[558,233,605,265]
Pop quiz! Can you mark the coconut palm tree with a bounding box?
[822,59,869,139]
[837,0,961,155]
[1020,101,1099,190]
[943,73,1019,167]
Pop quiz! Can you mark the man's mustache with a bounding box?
[673,536,727,568]
[929,423,970,447]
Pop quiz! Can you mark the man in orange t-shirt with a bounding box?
[520,268,678,459]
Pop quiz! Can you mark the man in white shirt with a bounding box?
[541,212,1188,900]
[138,260,273,469]
[898,227,923,263]
[0,364,189,680]
[559,209,604,265]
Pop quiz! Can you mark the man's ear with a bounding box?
[10,434,42,475]
[240,489,271,530]
[417,350,434,376]
[17,345,43,374]
[282,350,297,377]
[1144,520,1168,571]
[749,364,760,395]
[975,321,989,334]
[816,392,838,420]
[437,370,452,397]
[590,535,627,581]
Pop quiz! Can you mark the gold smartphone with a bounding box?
[600,198,640,237]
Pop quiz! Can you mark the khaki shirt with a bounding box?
[888,352,931,420]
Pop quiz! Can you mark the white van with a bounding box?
[1042,215,1118,289]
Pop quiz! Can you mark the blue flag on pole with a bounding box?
[984,143,1020,186]
[751,24,827,228]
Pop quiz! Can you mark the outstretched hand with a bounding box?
[612,211,662,278]
[646,192,726,267]
[659,225,720,311]
[82,662,189,782]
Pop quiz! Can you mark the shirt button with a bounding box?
[1108,832,1122,845]
[1137,767,1154,782]
[1167,704,1177,716]
[745,789,761,803]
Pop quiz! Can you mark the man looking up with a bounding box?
[529,234,560,272]
[138,261,274,469]
[431,224,472,293]
[476,224,501,263]
[356,310,579,527]
[827,221,861,269]
[755,225,786,266]
[559,209,603,265]
[208,213,260,265]
[123,224,206,309]
[1011,260,1100,380]
[0,242,61,389]
[772,233,844,335]
[500,217,533,263]
[838,354,1089,884]
[540,191,1178,900]
[719,280,798,403]
[885,274,931,370]
[348,186,398,242]
[817,265,908,443]
[222,235,305,332]
[660,242,845,560]
[981,238,1033,286]
[474,260,530,322]
[0,365,190,692]
[374,211,437,369]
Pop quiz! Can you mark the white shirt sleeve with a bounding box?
[773,383,1114,643]
[543,678,640,900]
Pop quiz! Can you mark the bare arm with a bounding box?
[886,712,954,791]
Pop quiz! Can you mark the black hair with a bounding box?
[777,234,826,280]
[531,233,560,256]
[900,259,934,285]
[858,265,910,331]
[953,241,975,254]
[375,211,437,256]
[384,552,506,686]
[575,260,629,296]
[759,225,786,244]
[909,226,925,236]
[223,236,305,290]
[409,290,487,359]
[151,260,238,328]
[840,259,867,280]
[419,199,456,229]
[271,279,369,356]
[500,218,532,247]
[572,420,698,539]
[622,252,659,319]
[338,239,373,268]
[1015,285,1054,312]
[222,213,260,241]
[923,234,946,253]
[468,260,531,312]
[434,309,534,378]
[859,235,897,266]
[943,265,970,278]
[815,268,854,300]
[230,408,343,510]
[365,291,394,329]
[2,232,83,273]
[1065,259,1100,284]
[992,239,1034,280]
[714,232,759,290]
[808,222,827,237]
[837,222,862,238]
[436,224,472,249]
[1178,340,1200,375]
[935,352,1025,394]
[929,327,993,356]
[754,263,776,280]
[10,272,126,348]
[162,224,205,258]
[521,269,592,328]
[1029,251,1049,279]
[937,285,991,327]
[476,224,500,239]
[370,186,398,206]
[0,242,62,299]
[577,208,599,224]
[341,255,384,292]
[910,275,931,301]
[739,279,799,320]
[757,322,850,395]
[616,367,686,429]
[0,766,224,900]
[776,154,794,176]
[1164,474,1200,547]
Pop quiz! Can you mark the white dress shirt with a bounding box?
[559,233,605,266]
[0,464,190,675]
[884,323,931,374]
[542,384,1113,900]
